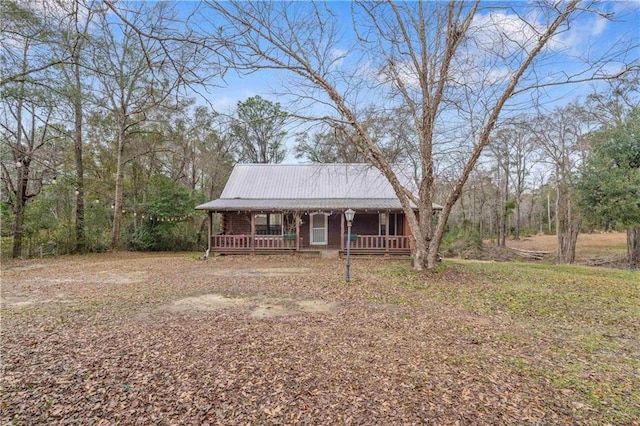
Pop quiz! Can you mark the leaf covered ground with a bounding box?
[1,253,638,425]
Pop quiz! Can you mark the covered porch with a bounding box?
[205,210,412,255]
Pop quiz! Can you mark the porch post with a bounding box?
[385,211,390,254]
[250,212,255,252]
[295,211,300,251]
[340,211,345,251]
[208,211,213,251]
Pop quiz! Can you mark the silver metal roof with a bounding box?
[220,163,415,199]
[196,164,443,211]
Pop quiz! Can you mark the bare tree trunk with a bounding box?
[496,164,505,247]
[427,222,442,269]
[499,168,509,247]
[11,60,27,259]
[514,200,521,240]
[412,236,428,270]
[409,202,434,270]
[547,190,552,232]
[111,125,125,248]
[73,54,85,253]
[627,228,640,269]
[556,182,580,263]
[12,164,28,258]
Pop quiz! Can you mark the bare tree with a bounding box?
[508,125,537,241]
[295,106,416,164]
[109,0,637,269]
[488,131,511,247]
[529,103,591,263]
[0,70,59,258]
[489,121,538,242]
[0,0,63,258]
[0,1,73,88]
[90,4,193,248]
[49,0,98,253]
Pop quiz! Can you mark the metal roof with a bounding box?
[220,163,415,199]
[196,164,443,211]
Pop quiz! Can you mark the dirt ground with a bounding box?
[1,252,638,424]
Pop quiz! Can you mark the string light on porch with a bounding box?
[345,208,355,282]
[144,212,198,222]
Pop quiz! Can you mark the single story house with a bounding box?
[195,163,442,255]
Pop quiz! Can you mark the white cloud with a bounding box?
[550,15,609,55]
[210,96,237,115]
[355,6,621,99]
[329,48,347,70]
[470,9,610,56]
[470,11,542,56]
[591,16,608,36]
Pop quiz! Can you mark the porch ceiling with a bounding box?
[196,198,440,212]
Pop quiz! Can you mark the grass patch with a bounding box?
[376,259,640,423]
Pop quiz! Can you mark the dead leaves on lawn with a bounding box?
[1,253,638,425]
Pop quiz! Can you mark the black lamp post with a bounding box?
[345,208,355,282]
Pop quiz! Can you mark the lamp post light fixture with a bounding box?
[345,208,355,282]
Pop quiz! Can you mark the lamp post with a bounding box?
[345,208,355,282]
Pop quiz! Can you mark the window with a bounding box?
[379,213,400,235]
[255,213,282,235]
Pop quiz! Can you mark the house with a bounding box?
[195,163,442,255]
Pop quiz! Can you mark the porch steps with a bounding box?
[320,250,340,259]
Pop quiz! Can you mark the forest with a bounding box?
[1,1,639,268]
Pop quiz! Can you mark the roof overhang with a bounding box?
[195,198,443,212]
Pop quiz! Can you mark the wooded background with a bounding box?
[1,1,638,267]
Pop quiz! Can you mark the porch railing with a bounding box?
[254,236,294,250]
[210,234,411,252]
[350,235,411,251]
[211,234,251,251]
[210,234,295,251]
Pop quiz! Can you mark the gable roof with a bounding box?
[196,163,442,211]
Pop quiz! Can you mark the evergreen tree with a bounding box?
[577,108,640,268]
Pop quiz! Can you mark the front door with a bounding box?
[310,213,328,245]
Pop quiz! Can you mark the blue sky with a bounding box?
[197,1,639,116]
[183,1,638,165]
